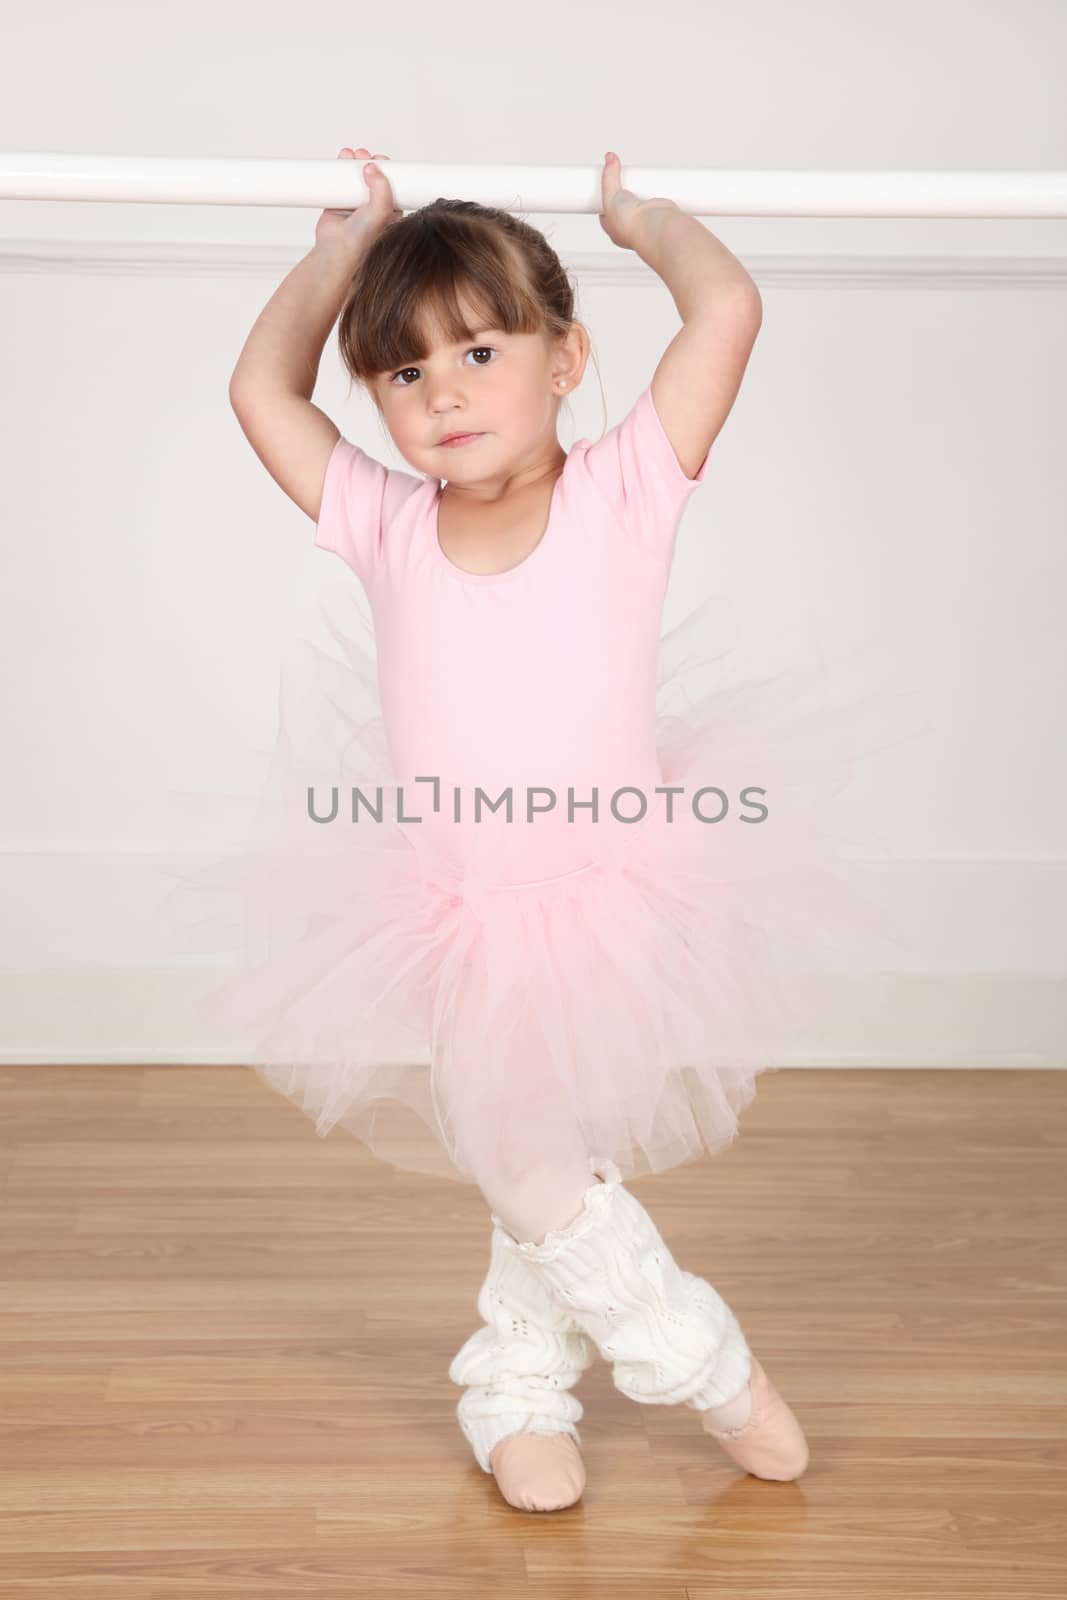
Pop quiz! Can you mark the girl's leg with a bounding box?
[446,1080,599,1510]
[470,1134,595,1246]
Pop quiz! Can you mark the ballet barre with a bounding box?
[2,153,1066,218]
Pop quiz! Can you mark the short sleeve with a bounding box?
[314,435,424,590]
[580,383,711,559]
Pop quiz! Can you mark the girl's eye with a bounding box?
[389,346,497,386]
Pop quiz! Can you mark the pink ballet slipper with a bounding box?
[700,1355,810,1481]
[488,1427,586,1512]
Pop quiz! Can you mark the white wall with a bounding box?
[2,0,1065,1067]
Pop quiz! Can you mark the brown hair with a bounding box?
[336,197,602,433]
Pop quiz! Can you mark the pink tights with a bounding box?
[452,1086,595,1246]
[475,1152,594,1245]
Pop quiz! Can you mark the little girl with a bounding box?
[179,145,911,1513]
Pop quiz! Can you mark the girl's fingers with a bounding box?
[337,146,388,167]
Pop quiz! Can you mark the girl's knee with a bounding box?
[480,1161,594,1245]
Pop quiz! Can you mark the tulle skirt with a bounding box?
[162,584,926,1186]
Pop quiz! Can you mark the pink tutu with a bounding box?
[162,584,926,1185]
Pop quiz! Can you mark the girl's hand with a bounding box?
[598,151,679,252]
[314,147,402,251]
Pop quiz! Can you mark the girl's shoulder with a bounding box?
[315,435,431,587]
[570,384,711,559]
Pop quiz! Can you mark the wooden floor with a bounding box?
[0,1064,1064,1598]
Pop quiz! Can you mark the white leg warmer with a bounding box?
[449,1219,598,1475]
[492,1157,752,1412]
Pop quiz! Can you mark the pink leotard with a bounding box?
[314,384,710,888]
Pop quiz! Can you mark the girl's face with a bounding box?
[371,301,588,491]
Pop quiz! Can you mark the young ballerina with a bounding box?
[181,145,911,1513]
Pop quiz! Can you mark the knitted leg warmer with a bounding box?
[491,1156,752,1413]
[448,1216,598,1476]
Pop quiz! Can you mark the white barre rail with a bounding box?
[2,154,1066,218]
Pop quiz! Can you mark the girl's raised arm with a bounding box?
[228,237,368,522]
[228,148,400,523]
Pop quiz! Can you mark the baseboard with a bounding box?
[0,965,1062,1069]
